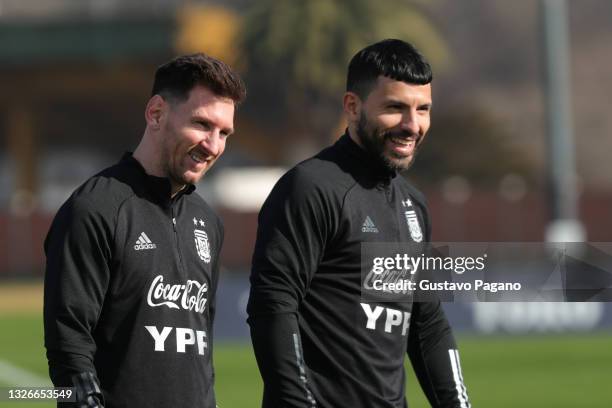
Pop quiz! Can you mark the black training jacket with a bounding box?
[248,133,470,408]
[44,153,222,408]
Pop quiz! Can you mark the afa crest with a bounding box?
[194,229,211,263]
[407,217,423,242]
[404,210,423,243]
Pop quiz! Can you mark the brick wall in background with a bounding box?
[1,191,611,276]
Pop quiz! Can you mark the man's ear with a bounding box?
[343,91,362,123]
[145,95,167,129]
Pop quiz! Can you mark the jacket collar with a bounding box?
[335,131,397,184]
[119,152,195,207]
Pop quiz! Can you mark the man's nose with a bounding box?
[400,110,419,135]
[200,131,221,156]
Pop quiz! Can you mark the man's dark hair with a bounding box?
[152,53,246,105]
[346,39,432,98]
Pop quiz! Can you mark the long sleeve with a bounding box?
[248,168,334,407]
[407,300,470,408]
[209,220,224,324]
[249,313,316,408]
[44,196,113,407]
[207,219,224,395]
[407,196,470,408]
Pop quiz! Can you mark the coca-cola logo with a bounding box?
[147,275,208,314]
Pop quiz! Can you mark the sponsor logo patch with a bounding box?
[362,216,379,233]
[134,232,157,250]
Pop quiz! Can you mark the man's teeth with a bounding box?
[190,152,205,163]
[390,138,414,146]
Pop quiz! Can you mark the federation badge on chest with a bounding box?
[404,210,423,242]
[193,218,211,263]
[194,229,211,263]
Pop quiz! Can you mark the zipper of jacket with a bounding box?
[384,181,403,241]
[384,183,392,203]
[171,205,186,272]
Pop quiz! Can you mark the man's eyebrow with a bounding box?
[192,114,234,134]
[383,99,408,106]
[382,99,432,108]
[191,113,209,122]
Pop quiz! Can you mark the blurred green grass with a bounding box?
[1,314,611,407]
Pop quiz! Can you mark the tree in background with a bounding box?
[175,4,241,66]
[174,1,534,186]
[238,0,449,161]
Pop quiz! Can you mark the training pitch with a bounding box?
[0,312,610,407]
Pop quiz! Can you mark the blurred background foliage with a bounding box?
[411,108,534,188]
[171,0,534,186]
[238,0,451,160]
[175,4,241,66]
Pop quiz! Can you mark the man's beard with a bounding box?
[160,131,189,187]
[355,112,418,172]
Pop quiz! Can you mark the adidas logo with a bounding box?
[134,232,157,250]
[361,216,379,233]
